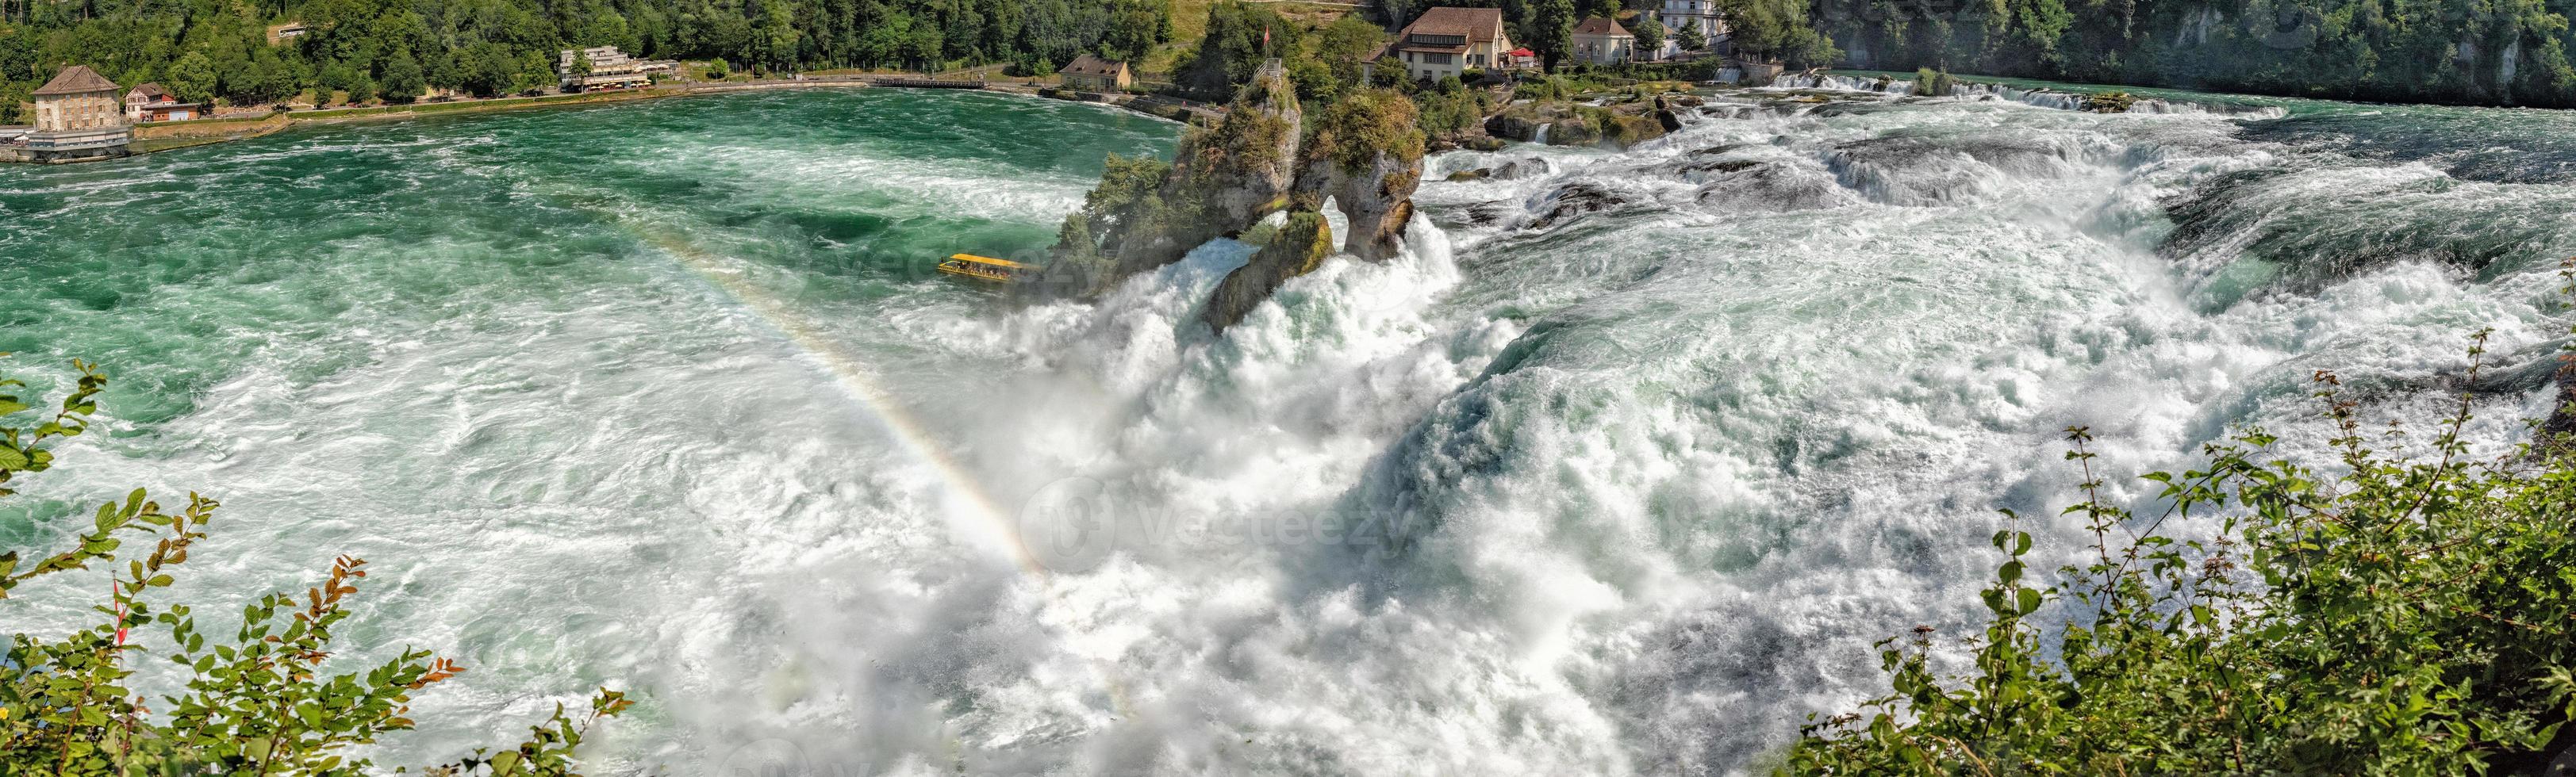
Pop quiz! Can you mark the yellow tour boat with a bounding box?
[937,253,1041,283]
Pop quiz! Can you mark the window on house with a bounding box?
[1426,53,1453,65]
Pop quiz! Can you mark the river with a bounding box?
[2,82,2570,775]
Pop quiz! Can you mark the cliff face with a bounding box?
[1047,71,1430,333]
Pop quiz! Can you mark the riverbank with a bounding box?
[8,75,950,163]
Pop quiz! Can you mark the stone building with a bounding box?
[6,65,132,163]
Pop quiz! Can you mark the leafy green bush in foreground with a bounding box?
[0,362,629,775]
[1790,329,2576,775]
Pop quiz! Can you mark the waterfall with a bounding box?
[1534,122,1551,144]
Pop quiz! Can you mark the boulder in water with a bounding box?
[1528,182,1630,230]
[1489,159,1549,180]
[1204,210,1334,333]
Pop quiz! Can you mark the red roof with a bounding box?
[1506,48,1534,57]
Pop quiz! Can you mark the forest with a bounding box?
[0,0,1169,120]
[1813,0,2576,105]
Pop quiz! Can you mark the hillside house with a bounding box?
[125,83,202,122]
[1061,55,1133,93]
[1374,7,1515,82]
[1573,17,1638,65]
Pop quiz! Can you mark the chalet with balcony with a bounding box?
[125,83,203,122]
[1374,7,1515,82]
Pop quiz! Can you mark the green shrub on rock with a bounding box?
[1789,327,2576,775]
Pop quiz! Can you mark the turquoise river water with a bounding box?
[6,83,2576,774]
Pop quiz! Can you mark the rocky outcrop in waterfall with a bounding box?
[1484,100,1670,149]
[1203,212,1333,331]
[1044,63,1306,297]
[1045,67,1429,333]
[1293,90,1426,263]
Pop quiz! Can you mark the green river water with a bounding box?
[7,82,2576,774]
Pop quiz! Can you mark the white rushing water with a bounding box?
[8,87,2571,775]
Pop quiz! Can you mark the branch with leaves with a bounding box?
[0,362,632,776]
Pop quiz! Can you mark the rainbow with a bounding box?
[628,224,1053,579]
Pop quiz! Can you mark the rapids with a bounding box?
[3,82,2571,775]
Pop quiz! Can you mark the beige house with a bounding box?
[1573,17,1638,65]
[1061,55,1133,93]
[1375,7,1515,82]
[29,66,129,153]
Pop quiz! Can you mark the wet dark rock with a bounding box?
[1204,211,1333,333]
[1489,159,1549,180]
[1695,160,1855,212]
[1527,182,1629,230]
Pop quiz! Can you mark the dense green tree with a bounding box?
[1531,0,1578,71]
[1179,2,1300,98]
[382,52,427,102]
[1631,13,1665,55]
[167,49,216,103]
[1722,0,1841,66]
[0,0,1167,111]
